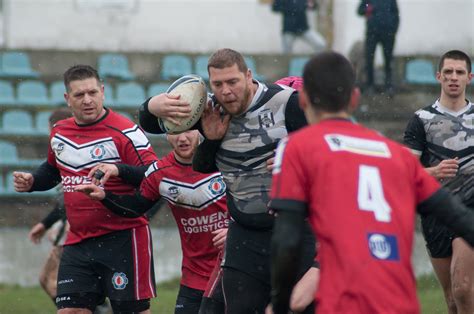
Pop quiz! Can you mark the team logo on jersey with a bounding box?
[111,272,129,290]
[53,142,65,156]
[168,186,179,198]
[90,144,106,160]
[367,233,399,261]
[258,110,275,128]
[208,177,226,195]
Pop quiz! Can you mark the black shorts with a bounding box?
[222,220,316,285]
[56,225,156,308]
[421,214,457,258]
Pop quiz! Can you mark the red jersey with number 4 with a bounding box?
[140,152,228,290]
[48,109,158,245]
[271,119,440,314]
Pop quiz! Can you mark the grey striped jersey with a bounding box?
[215,82,302,228]
[404,100,474,206]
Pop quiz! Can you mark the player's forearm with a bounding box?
[41,200,65,229]
[270,211,305,314]
[102,191,157,218]
[31,161,61,191]
[193,139,221,173]
[418,188,474,247]
[115,164,148,187]
[138,98,164,134]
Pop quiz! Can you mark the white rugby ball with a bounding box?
[158,75,207,134]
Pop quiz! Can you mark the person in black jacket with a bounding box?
[273,0,326,54]
[358,0,399,94]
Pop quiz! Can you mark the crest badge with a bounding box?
[90,144,106,160]
[111,272,128,290]
[258,110,275,128]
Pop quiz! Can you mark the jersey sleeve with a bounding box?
[120,124,158,166]
[139,162,163,202]
[270,136,308,213]
[284,92,307,132]
[403,114,425,157]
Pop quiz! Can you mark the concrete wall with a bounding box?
[1,0,473,56]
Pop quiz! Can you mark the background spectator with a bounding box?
[273,0,326,54]
[358,0,399,95]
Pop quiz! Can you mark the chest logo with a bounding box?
[54,142,65,156]
[208,177,226,195]
[258,110,275,128]
[90,144,106,160]
[111,272,128,290]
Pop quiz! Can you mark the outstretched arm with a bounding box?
[75,184,157,218]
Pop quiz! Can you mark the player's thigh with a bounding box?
[222,268,270,314]
[98,226,156,302]
[40,246,62,283]
[56,244,102,297]
[110,298,151,313]
[175,285,204,314]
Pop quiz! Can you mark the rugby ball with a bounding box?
[158,75,207,134]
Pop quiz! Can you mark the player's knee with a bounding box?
[452,278,473,305]
[110,298,150,314]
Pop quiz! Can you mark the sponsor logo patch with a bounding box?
[325,134,391,158]
[90,144,106,160]
[112,272,129,290]
[208,177,226,195]
[168,186,179,198]
[53,142,65,156]
[367,233,399,261]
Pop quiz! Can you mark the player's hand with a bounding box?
[12,171,34,192]
[429,158,459,180]
[88,163,119,185]
[266,152,276,171]
[264,304,274,314]
[28,223,46,244]
[212,228,228,249]
[200,101,230,140]
[148,93,192,126]
[74,184,106,200]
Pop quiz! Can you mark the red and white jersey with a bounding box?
[140,152,228,290]
[48,109,158,245]
[271,119,440,314]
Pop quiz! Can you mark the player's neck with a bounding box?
[313,111,351,124]
[439,93,467,112]
[173,152,192,165]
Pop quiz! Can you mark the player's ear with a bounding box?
[298,88,309,111]
[348,87,360,113]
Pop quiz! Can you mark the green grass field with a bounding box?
[0,275,445,313]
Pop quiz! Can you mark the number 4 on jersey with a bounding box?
[357,165,392,222]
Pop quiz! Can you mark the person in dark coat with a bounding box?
[358,0,399,94]
[273,0,326,54]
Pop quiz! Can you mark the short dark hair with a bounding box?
[438,50,472,73]
[208,48,248,73]
[63,64,101,92]
[49,107,72,127]
[303,51,356,113]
